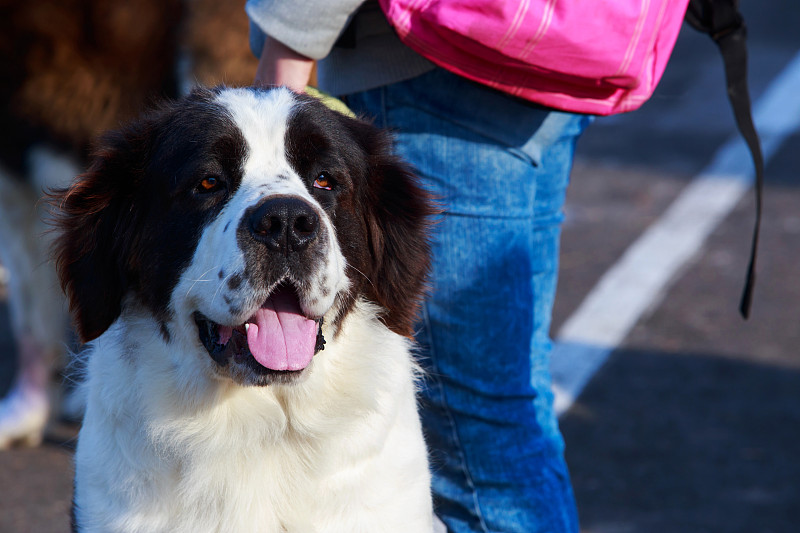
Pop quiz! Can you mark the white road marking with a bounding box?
[552,50,800,416]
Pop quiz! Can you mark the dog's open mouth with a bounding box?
[195,284,325,373]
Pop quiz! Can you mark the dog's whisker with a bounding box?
[211,271,235,305]
[185,267,217,297]
[349,265,375,290]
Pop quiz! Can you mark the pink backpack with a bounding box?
[379,0,690,116]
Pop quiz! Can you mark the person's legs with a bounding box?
[346,69,592,533]
[0,150,74,448]
[0,171,53,447]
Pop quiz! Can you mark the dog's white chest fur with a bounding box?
[75,304,431,533]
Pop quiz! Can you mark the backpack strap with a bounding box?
[685,0,764,318]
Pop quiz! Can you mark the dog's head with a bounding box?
[54,86,432,385]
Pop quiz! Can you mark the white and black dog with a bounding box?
[54,86,434,532]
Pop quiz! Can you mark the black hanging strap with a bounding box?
[685,0,764,319]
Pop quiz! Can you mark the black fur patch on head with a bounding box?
[53,87,248,342]
[286,95,435,337]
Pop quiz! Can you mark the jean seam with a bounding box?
[422,302,490,533]
[395,97,516,155]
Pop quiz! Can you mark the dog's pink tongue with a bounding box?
[246,289,317,371]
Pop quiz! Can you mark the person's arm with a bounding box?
[254,35,314,92]
[246,0,364,90]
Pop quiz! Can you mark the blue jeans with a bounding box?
[345,69,592,533]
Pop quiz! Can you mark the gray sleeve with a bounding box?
[246,0,365,60]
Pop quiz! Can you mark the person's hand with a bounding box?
[254,35,314,93]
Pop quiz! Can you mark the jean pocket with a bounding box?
[512,112,595,167]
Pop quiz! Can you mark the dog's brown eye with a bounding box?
[313,173,334,191]
[198,176,221,193]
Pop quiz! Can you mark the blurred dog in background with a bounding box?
[0,0,258,448]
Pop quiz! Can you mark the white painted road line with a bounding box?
[551,50,800,416]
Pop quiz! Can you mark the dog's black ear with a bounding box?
[52,128,146,342]
[347,120,436,337]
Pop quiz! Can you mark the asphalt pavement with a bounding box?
[555,2,800,531]
[1,1,798,531]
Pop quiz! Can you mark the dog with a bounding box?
[53,86,435,532]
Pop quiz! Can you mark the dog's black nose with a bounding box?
[248,197,319,254]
